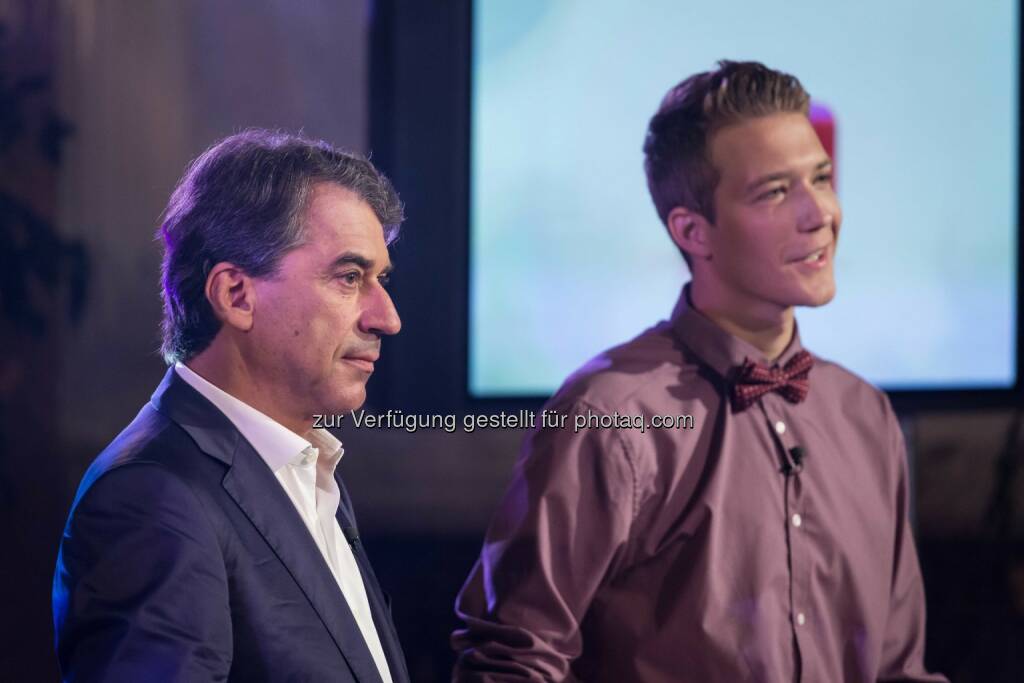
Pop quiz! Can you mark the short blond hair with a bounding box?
[643,60,810,256]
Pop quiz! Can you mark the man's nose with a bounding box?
[361,286,401,337]
[799,187,836,233]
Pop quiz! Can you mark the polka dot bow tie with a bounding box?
[730,350,814,411]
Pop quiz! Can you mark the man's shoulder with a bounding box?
[92,404,192,472]
[549,320,703,412]
[810,352,894,419]
[73,401,222,513]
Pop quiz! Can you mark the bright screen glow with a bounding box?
[470,0,1018,396]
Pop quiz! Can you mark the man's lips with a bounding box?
[789,243,831,265]
[339,352,379,373]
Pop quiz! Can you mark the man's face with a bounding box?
[246,182,400,422]
[702,112,841,315]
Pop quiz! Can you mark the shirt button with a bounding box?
[774,420,786,435]
[796,612,806,626]
[791,513,802,528]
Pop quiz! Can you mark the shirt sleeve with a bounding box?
[876,400,949,683]
[452,400,637,682]
[53,463,233,682]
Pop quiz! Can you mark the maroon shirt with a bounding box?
[453,286,946,682]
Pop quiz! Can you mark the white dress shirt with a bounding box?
[174,362,393,683]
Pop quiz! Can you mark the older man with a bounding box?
[53,130,408,682]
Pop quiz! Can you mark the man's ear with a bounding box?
[666,206,713,261]
[205,262,256,332]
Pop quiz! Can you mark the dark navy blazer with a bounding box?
[53,367,409,682]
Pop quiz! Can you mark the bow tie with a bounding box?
[730,350,814,411]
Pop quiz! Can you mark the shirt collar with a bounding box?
[174,362,344,473]
[307,423,345,471]
[669,283,807,380]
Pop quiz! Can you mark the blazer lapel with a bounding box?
[150,367,384,683]
[335,481,411,683]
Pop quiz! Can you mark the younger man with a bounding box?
[453,61,946,682]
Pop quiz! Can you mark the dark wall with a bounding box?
[369,0,472,415]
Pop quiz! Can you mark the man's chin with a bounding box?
[794,286,836,309]
[321,385,368,416]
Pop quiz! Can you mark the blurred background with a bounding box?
[1,1,1022,681]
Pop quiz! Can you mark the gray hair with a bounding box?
[157,129,404,364]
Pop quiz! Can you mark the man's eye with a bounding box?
[815,173,834,185]
[758,187,785,201]
[378,273,391,288]
[338,271,361,286]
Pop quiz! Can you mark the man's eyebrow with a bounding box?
[745,159,833,194]
[326,252,393,275]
